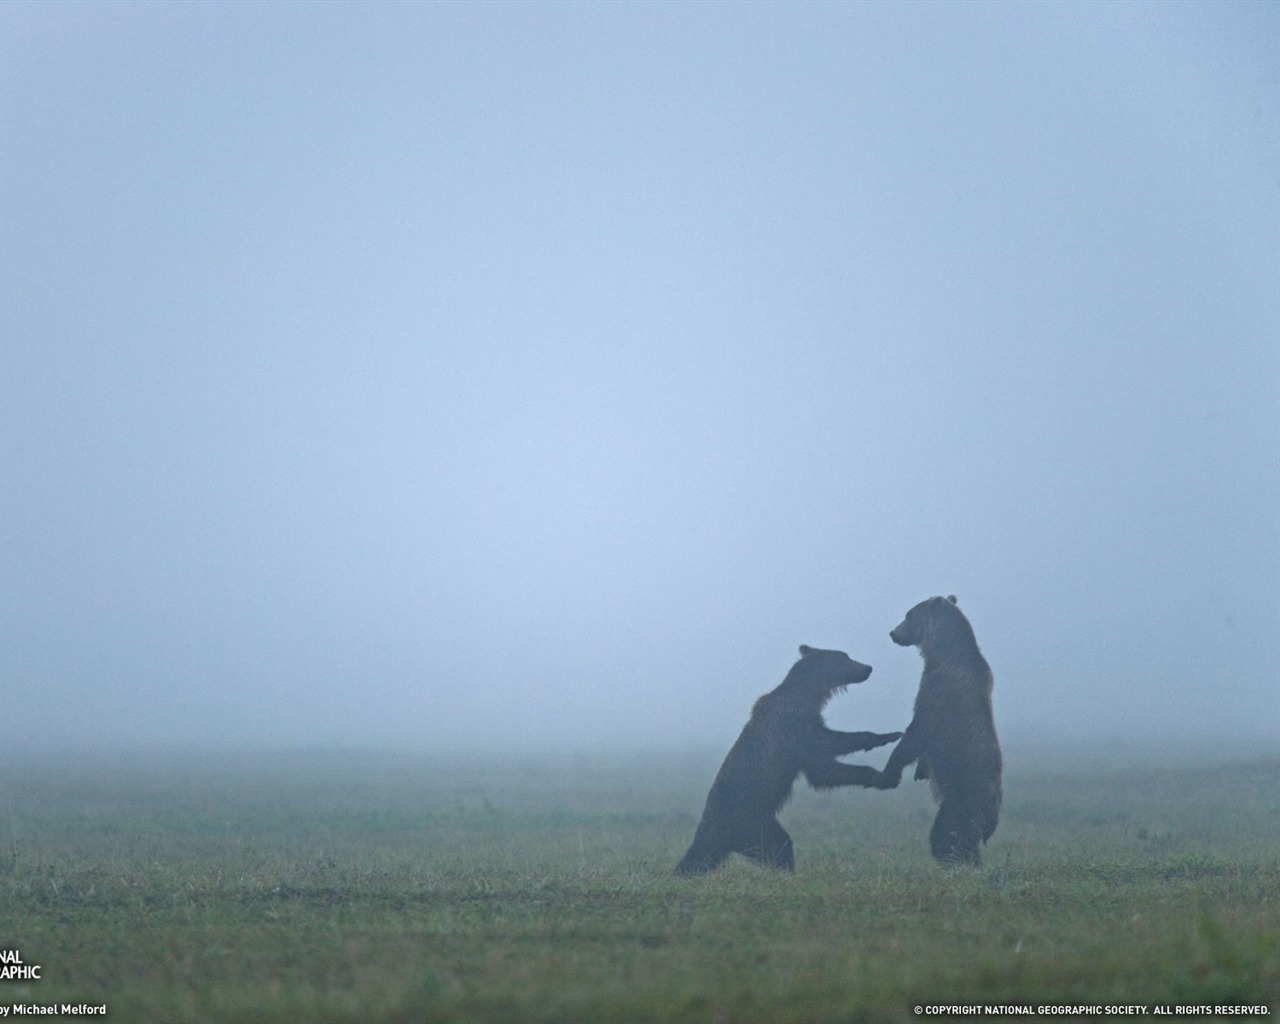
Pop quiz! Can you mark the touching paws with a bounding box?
[865,731,903,749]
[869,770,902,790]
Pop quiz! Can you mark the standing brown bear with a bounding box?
[872,596,1002,865]
[675,645,901,875]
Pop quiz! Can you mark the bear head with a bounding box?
[889,595,963,649]
[789,644,873,704]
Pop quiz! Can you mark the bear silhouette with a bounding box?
[675,645,901,875]
[873,595,1002,865]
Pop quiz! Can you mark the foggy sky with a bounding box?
[2,2,1277,754]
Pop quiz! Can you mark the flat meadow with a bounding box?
[0,745,1275,1023]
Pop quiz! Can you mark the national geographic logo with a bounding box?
[0,952,38,983]
[0,949,109,1016]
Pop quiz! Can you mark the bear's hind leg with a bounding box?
[929,797,981,866]
[674,832,733,876]
[740,817,795,872]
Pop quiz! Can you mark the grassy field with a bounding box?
[0,746,1275,1023]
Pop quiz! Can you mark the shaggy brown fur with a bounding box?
[873,596,1002,865]
[675,646,901,875]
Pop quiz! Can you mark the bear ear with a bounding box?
[799,644,814,656]
[946,595,958,604]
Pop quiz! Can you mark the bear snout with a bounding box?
[889,624,912,646]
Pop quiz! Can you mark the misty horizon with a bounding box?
[3,3,1277,757]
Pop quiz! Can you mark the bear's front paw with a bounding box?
[871,731,904,748]
[870,770,901,790]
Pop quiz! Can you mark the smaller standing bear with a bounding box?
[873,596,1002,865]
[675,646,901,875]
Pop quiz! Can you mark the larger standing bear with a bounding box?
[873,596,1002,865]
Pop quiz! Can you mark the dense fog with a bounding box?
[3,3,1277,757]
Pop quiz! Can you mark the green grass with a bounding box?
[0,748,1275,1022]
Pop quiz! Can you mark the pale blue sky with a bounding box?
[2,1,1277,753]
